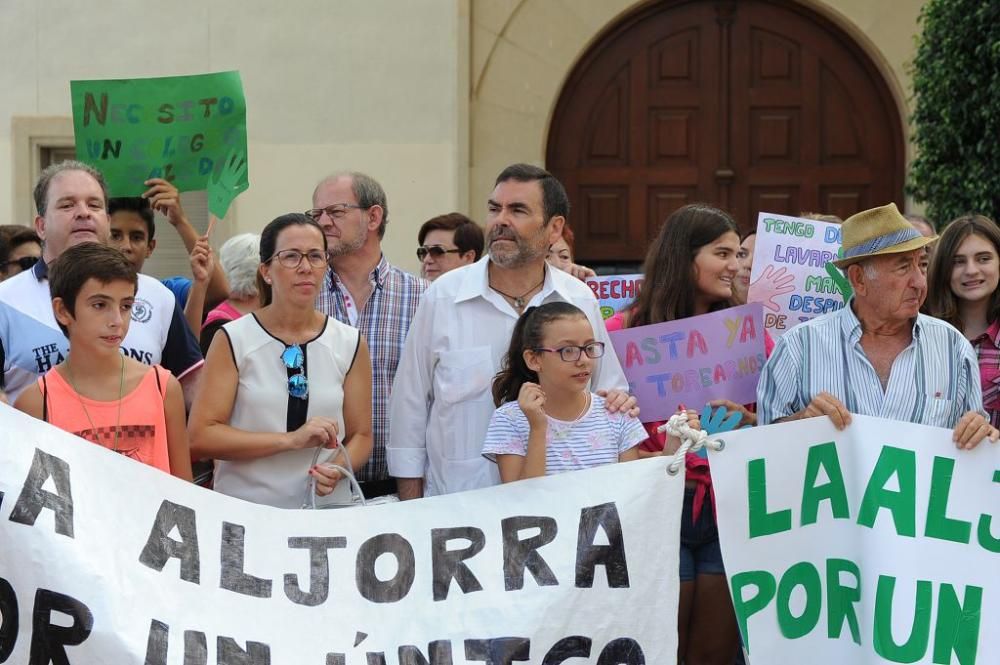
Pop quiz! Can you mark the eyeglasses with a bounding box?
[532,342,606,362]
[304,204,366,222]
[416,245,462,261]
[268,249,328,269]
[3,256,39,272]
[281,344,309,399]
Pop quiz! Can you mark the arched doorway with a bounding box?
[546,0,905,264]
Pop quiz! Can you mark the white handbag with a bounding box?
[300,440,398,509]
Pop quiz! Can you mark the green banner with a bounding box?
[70,71,248,197]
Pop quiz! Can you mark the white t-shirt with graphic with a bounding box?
[0,261,202,401]
[482,393,648,475]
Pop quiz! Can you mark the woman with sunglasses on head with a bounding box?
[926,215,1000,427]
[606,203,757,665]
[189,213,373,508]
[416,213,483,281]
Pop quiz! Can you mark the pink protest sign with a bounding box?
[608,303,766,422]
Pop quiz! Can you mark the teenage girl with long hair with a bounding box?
[606,203,748,665]
[926,215,1000,426]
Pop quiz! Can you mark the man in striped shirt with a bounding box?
[758,203,999,449]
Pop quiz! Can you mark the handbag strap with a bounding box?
[300,438,367,509]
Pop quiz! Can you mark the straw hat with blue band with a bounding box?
[831,202,937,269]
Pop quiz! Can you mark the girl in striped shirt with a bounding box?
[483,302,677,481]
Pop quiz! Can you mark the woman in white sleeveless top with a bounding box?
[189,214,373,508]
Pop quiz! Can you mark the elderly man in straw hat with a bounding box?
[757,202,999,449]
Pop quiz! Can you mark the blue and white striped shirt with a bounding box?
[757,302,983,428]
[482,394,648,475]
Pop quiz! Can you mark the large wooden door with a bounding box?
[546,0,904,264]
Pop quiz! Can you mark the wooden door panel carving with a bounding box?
[750,28,802,87]
[547,0,903,264]
[749,108,800,165]
[649,108,699,164]
[648,186,700,240]
[583,66,630,165]
[648,29,702,87]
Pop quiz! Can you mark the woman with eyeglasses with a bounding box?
[189,213,373,508]
[0,226,42,281]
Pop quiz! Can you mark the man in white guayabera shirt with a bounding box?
[388,164,635,499]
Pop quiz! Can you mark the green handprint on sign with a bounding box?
[823,248,853,300]
[208,150,249,220]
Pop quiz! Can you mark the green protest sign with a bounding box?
[70,71,249,199]
[709,415,1000,664]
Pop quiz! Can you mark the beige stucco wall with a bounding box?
[1,0,465,276]
[469,0,924,217]
[1,0,924,278]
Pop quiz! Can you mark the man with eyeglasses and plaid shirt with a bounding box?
[308,171,427,500]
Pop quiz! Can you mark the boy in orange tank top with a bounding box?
[14,243,192,480]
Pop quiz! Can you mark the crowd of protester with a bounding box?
[1,158,997,665]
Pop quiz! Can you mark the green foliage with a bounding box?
[908,0,1000,225]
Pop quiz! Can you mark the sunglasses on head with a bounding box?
[3,256,39,273]
[281,344,309,399]
[416,245,461,261]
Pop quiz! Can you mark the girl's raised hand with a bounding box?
[518,382,547,426]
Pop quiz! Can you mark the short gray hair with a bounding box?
[861,258,879,282]
[33,160,108,217]
[219,233,261,299]
[314,171,389,238]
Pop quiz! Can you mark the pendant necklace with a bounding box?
[67,356,125,452]
[491,277,545,311]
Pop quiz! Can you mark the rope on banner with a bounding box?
[658,412,726,476]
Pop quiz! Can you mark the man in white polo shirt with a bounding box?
[388,164,632,498]
[0,161,202,403]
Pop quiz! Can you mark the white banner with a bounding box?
[709,414,1000,664]
[0,403,684,664]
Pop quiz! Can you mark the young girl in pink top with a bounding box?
[15,243,192,480]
